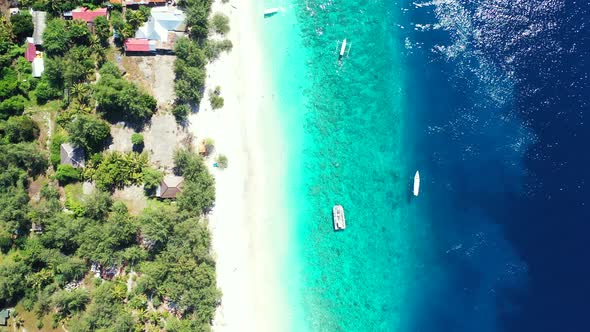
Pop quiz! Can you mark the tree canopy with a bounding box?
[67,114,111,153]
[94,63,156,123]
[10,12,34,43]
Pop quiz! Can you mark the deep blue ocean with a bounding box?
[401,0,590,331]
[262,0,589,329]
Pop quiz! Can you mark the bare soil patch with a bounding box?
[113,185,147,215]
[143,113,190,170]
[121,55,176,109]
[108,122,135,153]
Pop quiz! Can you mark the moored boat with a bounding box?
[264,7,280,17]
[333,205,346,230]
[413,171,420,196]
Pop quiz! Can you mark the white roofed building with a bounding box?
[134,6,186,51]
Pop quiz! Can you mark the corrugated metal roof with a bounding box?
[72,7,108,23]
[32,11,47,45]
[25,40,36,62]
[124,38,154,52]
[32,57,44,77]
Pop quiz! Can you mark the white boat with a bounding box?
[332,205,346,231]
[413,171,420,196]
[340,38,347,57]
[264,7,280,16]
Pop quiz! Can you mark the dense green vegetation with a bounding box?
[0,5,220,331]
[94,62,156,123]
[173,0,232,121]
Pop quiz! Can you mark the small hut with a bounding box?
[155,175,184,199]
[0,309,9,326]
[60,143,86,168]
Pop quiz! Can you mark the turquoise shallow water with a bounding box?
[260,0,590,331]
[260,0,423,330]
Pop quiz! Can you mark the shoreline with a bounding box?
[188,0,290,330]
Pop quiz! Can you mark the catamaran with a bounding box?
[413,171,420,196]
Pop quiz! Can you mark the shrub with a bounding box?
[84,152,149,191]
[209,87,224,110]
[54,164,81,185]
[131,133,144,146]
[142,167,163,194]
[50,133,68,168]
[210,13,230,35]
[172,103,190,122]
[203,39,233,60]
[216,154,228,169]
[203,138,215,156]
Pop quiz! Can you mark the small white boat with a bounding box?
[340,38,347,57]
[264,7,280,16]
[332,205,346,231]
[413,171,420,196]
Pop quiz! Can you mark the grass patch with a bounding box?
[145,197,172,210]
[64,183,84,215]
[12,303,62,332]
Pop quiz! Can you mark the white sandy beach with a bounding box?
[189,0,290,331]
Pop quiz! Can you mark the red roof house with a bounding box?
[124,38,156,53]
[72,7,108,23]
[25,38,36,62]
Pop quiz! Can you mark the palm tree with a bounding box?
[71,83,91,105]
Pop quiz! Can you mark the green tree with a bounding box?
[63,46,95,88]
[76,208,137,264]
[172,103,190,122]
[110,11,125,36]
[0,95,26,119]
[54,164,82,185]
[174,149,215,215]
[143,167,163,194]
[0,116,39,143]
[139,208,175,254]
[68,19,91,46]
[0,67,19,100]
[82,190,113,221]
[174,65,206,104]
[0,15,14,55]
[43,19,69,56]
[0,259,31,306]
[10,12,34,43]
[94,70,156,123]
[94,16,111,47]
[0,187,31,238]
[52,289,90,318]
[67,114,111,153]
[85,152,149,191]
[34,78,62,104]
[98,61,122,78]
[131,133,144,146]
[203,39,233,60]
[40,213,81,254]
[209,13,230,35]
[0,142,48,178]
